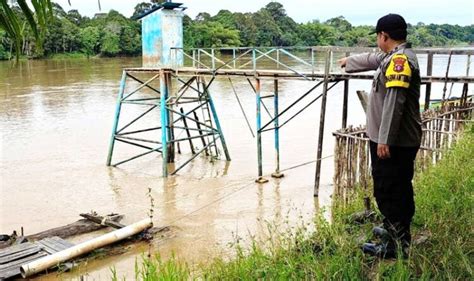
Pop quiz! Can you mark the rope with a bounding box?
[228,75,255,138]
[162,155,334,226]
[280,155,334,173]
[165,180,256,226]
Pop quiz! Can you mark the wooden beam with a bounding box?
[79,213,126,229]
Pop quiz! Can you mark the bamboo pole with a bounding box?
[20,218,152,278]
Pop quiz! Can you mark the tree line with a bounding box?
[1,1,472,60]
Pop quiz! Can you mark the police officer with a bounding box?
[338,14,422,258]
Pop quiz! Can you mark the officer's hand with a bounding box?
[337,57,347,68]
[377,144,391,159]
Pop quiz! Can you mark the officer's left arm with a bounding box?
[378,54,412,146]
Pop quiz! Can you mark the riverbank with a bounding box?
[0,52,144,61]
[129,125,474,280]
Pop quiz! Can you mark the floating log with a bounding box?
[20,218,153,278]
[25,214,123,242]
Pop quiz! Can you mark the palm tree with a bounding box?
[0,0,54,60]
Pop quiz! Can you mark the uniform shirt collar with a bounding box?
[388,42,407,55]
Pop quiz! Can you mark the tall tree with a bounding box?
[66,9,83,26]
[212,10,236,29]
[79,25,100,57]
[132,2,151,19]
[252,9,281,46]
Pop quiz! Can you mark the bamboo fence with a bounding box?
[333,103,473,201]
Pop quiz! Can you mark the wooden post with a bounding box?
[441,51,453,107]
[461,55,471,106]
[424,53,433,111]
[342,52,350,128]
[314,50,331,197]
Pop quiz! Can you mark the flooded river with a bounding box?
[0,53,470,279]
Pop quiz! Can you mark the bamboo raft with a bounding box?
[0,213,161,280]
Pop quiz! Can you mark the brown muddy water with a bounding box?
[0,54,469,280]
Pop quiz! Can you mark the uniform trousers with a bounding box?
[369,141,419,247]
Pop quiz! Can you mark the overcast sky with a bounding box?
[52,0,473,26]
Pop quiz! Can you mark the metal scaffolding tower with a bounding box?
[106,69,230,177]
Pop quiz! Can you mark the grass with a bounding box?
[118,126,474,280]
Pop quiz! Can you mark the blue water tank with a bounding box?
[141,8,184,68]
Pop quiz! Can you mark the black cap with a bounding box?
[370,14,407,34]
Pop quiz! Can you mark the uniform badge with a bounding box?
[393,57,406,73]
[385,54,411,88]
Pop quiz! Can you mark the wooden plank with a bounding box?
[35,241,57,255]
[0,247,41,264]
[41,237,72,251]
[49,236,74,249]
[0,251,47,270]
[0,243,39,258]
[0,252,47,279]
[36,239,66,254]
[80,213,126,229]
[0,266,21,280]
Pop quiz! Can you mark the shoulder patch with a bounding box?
[385,54,412,88]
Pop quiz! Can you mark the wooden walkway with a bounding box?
[124,67,474,84]
[0,237,74,280]
[109,46,472,192]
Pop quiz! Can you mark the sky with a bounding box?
[52,0,473,26]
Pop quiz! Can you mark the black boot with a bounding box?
[384,221,411,259]
[361,242,396,259]
[372,226,389,239]
[362,223,397,259]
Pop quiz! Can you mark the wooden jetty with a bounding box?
[106,46,473,196]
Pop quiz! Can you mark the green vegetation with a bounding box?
[0,0,53,61]
[119,126,474,280]
[1,1,473,60]
[0,1,142,60]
